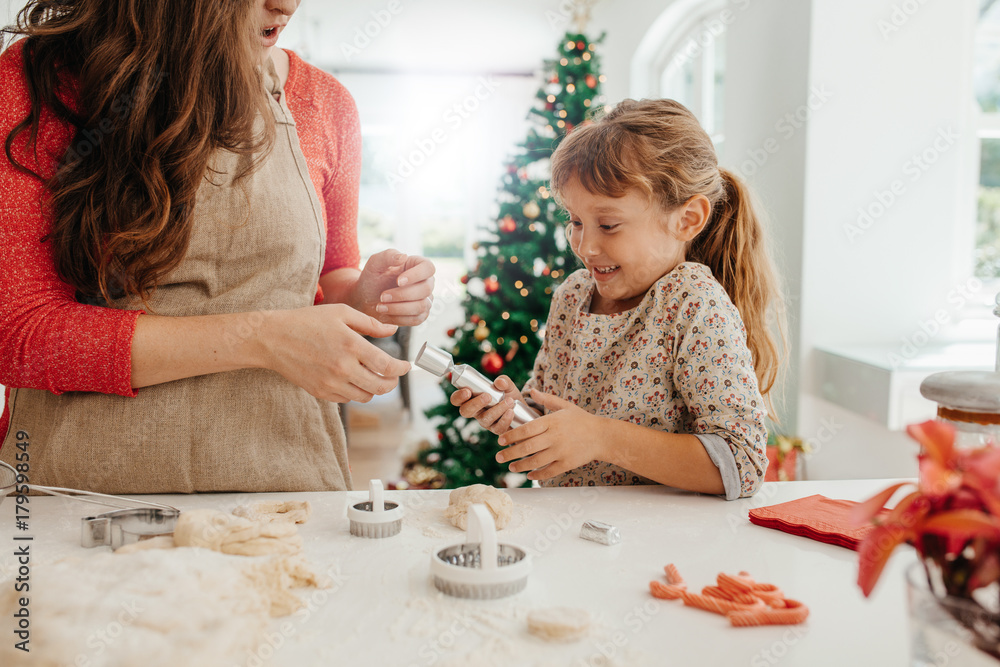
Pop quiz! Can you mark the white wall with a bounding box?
[720,0,812,435]
[3,0,19,29]
[797,0,979,479]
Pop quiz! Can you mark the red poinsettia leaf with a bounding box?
[919,457,959,498]
[964,446,1000,482]
[922,510,1000,540]
[907,420,956,468]
[851,482,911,527]
[885,491,928,525]
[973,487,1000,518]
[857,523,910,597]
[962,448,1000,513]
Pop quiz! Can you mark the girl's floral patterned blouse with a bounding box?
[523,262,768,499]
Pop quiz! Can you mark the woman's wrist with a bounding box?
[590,414,618,467]
[319,268,364,310]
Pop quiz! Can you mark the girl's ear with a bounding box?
[672,195,712,241]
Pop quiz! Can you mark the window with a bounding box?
[337,71,540,264]
[631,0,728,149]
[974,0,1000,278]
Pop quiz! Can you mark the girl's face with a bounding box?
[258,0,301,58]
[561,177,709,315]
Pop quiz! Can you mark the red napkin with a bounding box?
[748,494,881,551]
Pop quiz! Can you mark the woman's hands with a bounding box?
[259,303,411,403]
[349,249,435,326]
[449,375,526,434]
[494,389,608,481]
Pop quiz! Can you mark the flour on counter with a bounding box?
[0,549,272,667]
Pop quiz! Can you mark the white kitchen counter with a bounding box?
[0,480,917,667]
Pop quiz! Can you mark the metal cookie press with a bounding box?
[414,342,540,428]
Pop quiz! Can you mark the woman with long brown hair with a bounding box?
[0,0,434,493]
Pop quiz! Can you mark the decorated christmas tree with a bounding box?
[418,26,607,489]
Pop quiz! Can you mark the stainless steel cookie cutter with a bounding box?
[0,461,179,549]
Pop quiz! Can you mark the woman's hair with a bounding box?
[2,0,273,304]
[550,98,787,412]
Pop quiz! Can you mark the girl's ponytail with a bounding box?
[689,167,786,406]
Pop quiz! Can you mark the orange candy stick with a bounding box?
[649,581,686,600]
[664,563,685,586]
[728,599,810,627]
[681,591,761,615]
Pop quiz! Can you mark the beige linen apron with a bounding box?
[0,60,352,493]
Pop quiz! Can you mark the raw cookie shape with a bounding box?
[527,607,592,642]
[233,500,311,524]
[173,508,303,556]
[443,484,513,530]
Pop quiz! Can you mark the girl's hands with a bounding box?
[449,375,525,434]
[495,389,607,481]
[259,303,411,403]
[351,249,435,326]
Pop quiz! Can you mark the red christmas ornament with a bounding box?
[470,315,481,325]
[482,352,504,375]
[542,266,551,276]
[545,102,555,111]
[460,274,469,284]
[484,277,500,294]
[437,432,444,441]
[585,74,597,89]
[499,216,517,233]
[550,75,559,84]
[447,328,456,337]
[576,40,586,51]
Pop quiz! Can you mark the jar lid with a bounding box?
[920,371,1000,412]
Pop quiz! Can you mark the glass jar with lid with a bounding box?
[920,371,1000,448]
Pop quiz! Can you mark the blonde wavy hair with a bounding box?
[550,98,787,415]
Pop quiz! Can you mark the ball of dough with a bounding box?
[527,607,592,642]
[443,484,513,530]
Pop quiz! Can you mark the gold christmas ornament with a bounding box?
[474,325,490,341]
[523,201,541,219]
